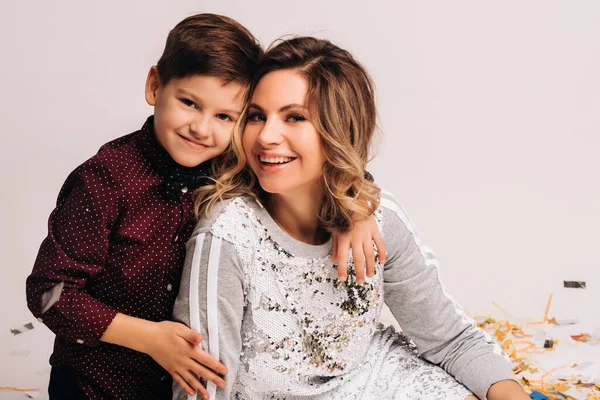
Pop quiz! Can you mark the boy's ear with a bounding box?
[145,66,160,106]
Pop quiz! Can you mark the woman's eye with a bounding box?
[287,114,306,123]
[247,113,265,122]
[216,114,233,121]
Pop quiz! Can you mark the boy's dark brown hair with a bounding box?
[156,13,262,85]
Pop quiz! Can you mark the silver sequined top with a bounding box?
[172,192,516,400]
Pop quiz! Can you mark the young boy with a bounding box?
[26,14,262,399]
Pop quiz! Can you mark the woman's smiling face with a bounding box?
[243,69,325,197]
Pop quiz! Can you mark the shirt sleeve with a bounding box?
[171,228,246,400]
[26,156,123,347]
[379,194,517,400]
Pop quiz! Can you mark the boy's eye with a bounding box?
[247,113,265,122]
[216,114,233,122]
[180,98,198,109]
[287,114,306,123]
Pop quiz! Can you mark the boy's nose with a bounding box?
[190,115,211,139]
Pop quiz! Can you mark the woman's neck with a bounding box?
[266,187,329,245]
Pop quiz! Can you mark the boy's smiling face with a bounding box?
[145,66,245,168]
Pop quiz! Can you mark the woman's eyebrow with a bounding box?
[248,103,307,112]
[279,103,307,112]
[248,103,264,112]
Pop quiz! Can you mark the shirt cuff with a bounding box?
[460,352,520,400]
[38,291,119,347]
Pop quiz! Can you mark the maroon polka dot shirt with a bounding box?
[26,117,208,399]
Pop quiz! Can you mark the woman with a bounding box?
[172,37,528,399]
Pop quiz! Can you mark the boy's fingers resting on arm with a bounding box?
[352,239,366,284]
[173,371,206,398]
[363,236,376,278]
[372,227,386,264]
[334,236,350,282]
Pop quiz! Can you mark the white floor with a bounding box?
[1,304,599,400]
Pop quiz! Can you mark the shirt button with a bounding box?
[161,375,167,381]
[37,318,43,323]
[181,186,188,194]
[167,283,173,292]
[76,339,84,344]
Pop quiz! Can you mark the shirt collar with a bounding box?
[136,116,213,193]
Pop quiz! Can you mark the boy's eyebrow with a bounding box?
[221,108,242,116]
[248,103,307,112]
[178,89,241,116]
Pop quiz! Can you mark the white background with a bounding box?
[1,0,598,395]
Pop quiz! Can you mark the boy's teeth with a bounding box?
[260,156,294,164]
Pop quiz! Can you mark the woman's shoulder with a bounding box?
[376,189,415,240]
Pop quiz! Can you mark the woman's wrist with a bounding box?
[487,379,530,400]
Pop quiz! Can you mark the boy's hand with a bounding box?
[331,215,386,284]
[144,321,228,399]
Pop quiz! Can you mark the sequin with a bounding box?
[212,197,472,399]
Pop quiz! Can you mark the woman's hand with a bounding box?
[331,215,386,284]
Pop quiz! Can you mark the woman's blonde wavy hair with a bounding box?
[195,36,380,234]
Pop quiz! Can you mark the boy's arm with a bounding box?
[331,172,386,284]
[26,159,227,396]
[379,194,520,400]
[172,230,245,400]
[26,159,122,346]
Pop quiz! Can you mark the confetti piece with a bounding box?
[0,386,40,392]
[9,322,34,336]
[529,390,550,400]
[475,297,600,399]
[555,319,579,326]
[563,281,586,289]
[529,294,554,325]
[571,334,590,343]
[543,294,553,322]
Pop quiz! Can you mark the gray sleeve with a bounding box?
[172,227,246,400]
[380,201,517,400]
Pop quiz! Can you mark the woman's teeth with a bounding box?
[259,156,294,164]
